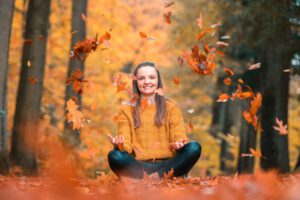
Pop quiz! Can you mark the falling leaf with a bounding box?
[224,67,234,76]
[81,13,87,22]
[70,33,100,61]
[238,78,244,84]
[216,50,224,57]
[164,1,175,7]
[177,56,184,66]
[216,41,229,47]
[197,12,203,28]
[24,39,33,45]
[164,11,172,24]
[211,23,222,28]
[196,31,206,40]
[223,77,231,86]
[283,68,290,72]
[187,108,194,114]
[27,60,31,67]
[249,148,263,157]
[66,98,85,130]
[172,76,180,85]
[71,30,78,34]
[220,35,230,40]
[90,101,98,111]
[37,34,43,41]
[217,93,230,102]
[203,44,210,54]
[249,63,261,70]
[28,77,38,84]
[186,118,194,132]
[139,31,148,38]
[116,82,127,93]
[273,117,288,135]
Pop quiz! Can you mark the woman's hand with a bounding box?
[169,138,189,150]
[107,134,125,151]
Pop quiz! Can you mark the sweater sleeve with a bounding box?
[117,107,133,154]
[169,105,188,143]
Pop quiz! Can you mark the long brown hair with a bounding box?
[132,62,166,128]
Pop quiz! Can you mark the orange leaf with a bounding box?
[27,60,31,67]
[172,76,180,85]
[196,31,206,40]
[216,50,224,57]
[273,117,288,135]
[28,77,38,84]
[177,56,184,66]
[249,63,261,70]
[164,11,172,24]
[216,41,229,48]
[116,82,127,93]
[249,148,262,157]
[203,44,210,54]
[224,67,234,76]
[186,118,194,132]
[238,78,244,84]
[197,12,203,28]
[90,101,98,111]
[66,98,84,130]
[81,13,87,22]
[223,77,231,85]
[217,93,230,102]
[139,31,148,38]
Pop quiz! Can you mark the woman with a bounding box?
[107,61,201,179]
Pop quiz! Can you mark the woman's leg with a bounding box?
[107,149,144,179]
[157,141,201,177]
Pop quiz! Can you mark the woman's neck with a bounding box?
[142,94,156,105]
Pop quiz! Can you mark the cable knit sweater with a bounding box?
[117,100,188,161]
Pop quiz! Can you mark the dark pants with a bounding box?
[107,141,201,179]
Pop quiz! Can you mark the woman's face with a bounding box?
[136,66,158,97]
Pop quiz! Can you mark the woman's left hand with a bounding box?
[169,138,189,150]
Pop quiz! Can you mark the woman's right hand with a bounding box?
[107,134,125,151]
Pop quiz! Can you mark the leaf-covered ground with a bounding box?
[0,171,299,200]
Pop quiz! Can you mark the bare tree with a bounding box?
[0,0,15,174]
[11,0,51,174]
[63,0,88,147]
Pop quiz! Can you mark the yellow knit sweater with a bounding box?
[116,100,188,161]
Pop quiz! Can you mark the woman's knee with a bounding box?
[184,141,202,158]
[108,149,126,165]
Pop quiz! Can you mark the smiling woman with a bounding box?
[107,62,202,179]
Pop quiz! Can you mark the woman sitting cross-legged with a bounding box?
[107,61,201,179]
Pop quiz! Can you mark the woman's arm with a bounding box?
[116,107,133,153]
[169,105,188,143]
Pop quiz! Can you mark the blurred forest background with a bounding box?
[0,0,300,178]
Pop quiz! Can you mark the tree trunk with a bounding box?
[0,0,15,174]
[260,48,290,173]
[10,0,51,175]
[237,70,260,174]
[210,75,236,174]
[294,153,300,172]
[63,0,88,147]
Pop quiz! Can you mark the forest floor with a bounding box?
[0,171,299,200]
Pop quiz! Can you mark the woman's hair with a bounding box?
[132,61,166,128]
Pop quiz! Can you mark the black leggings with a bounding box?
[108,141,201,179]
